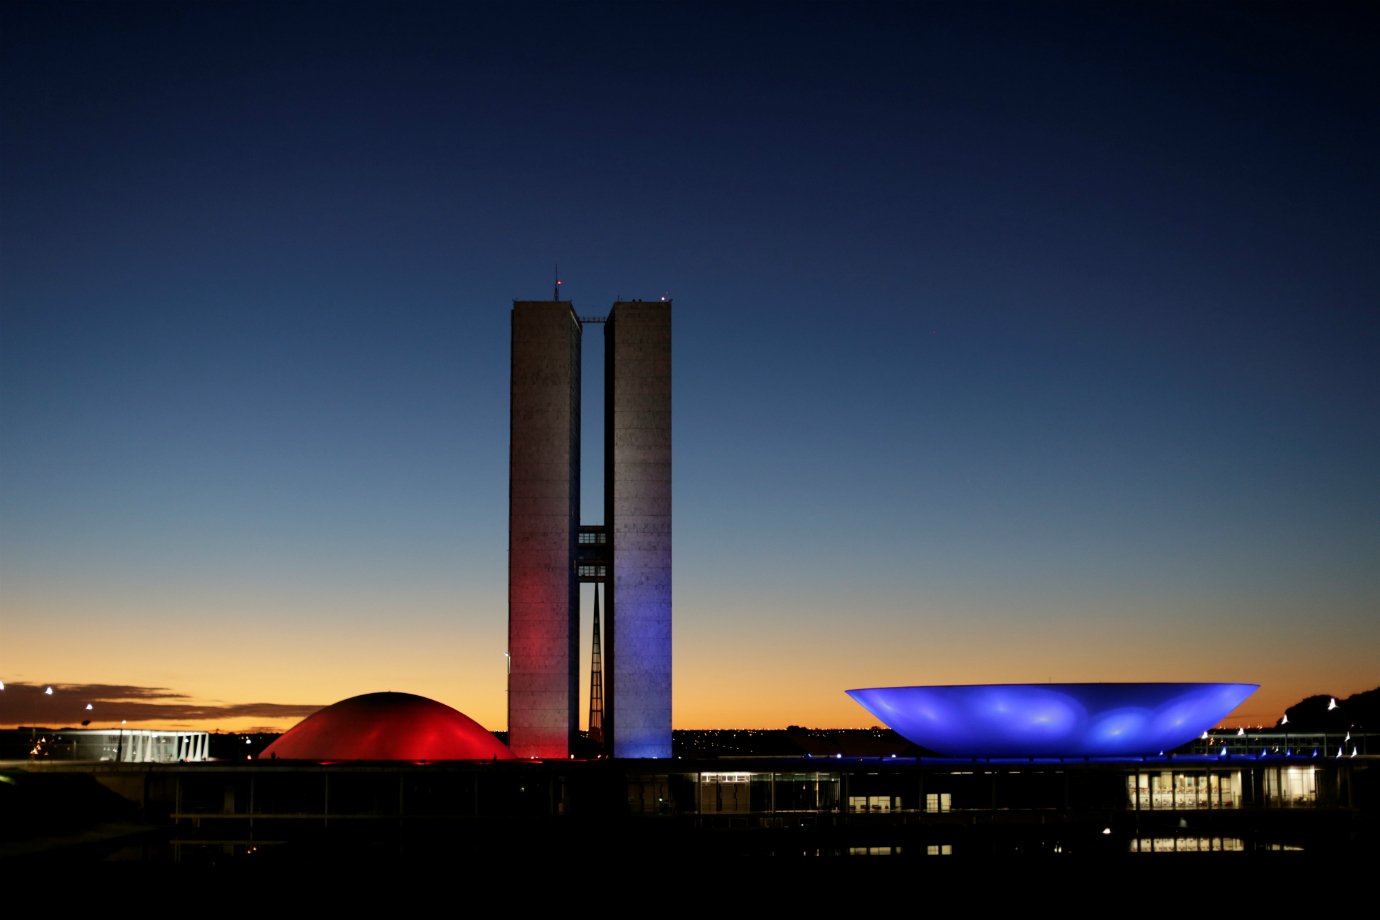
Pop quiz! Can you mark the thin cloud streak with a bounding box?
[0,681,321,727]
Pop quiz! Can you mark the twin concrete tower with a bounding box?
[508,298,671,759]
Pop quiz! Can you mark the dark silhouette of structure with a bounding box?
[588,584,604,746]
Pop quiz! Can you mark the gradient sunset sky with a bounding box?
[2,1,1376,734]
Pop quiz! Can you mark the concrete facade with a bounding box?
[604,302,672,758]
[508,298,671,759]
[508,301,581,758]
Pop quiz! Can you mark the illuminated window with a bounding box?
[1265,766,1317,807]
[1127,771,1242,811]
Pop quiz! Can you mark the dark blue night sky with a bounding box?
[2,1,1376,730]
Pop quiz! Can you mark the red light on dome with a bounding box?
[260,692,514,761]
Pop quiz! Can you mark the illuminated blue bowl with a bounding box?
[846,682,1258,758]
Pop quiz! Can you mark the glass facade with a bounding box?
[1126,770,1243,810]
[1264,765,1319,807]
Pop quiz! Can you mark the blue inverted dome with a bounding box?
[846,683,1258,757]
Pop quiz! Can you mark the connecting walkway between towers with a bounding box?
[576,525,608,582]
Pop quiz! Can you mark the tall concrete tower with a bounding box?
[508,301,581,758]
[508,298,671,759]
[603,301,672,758]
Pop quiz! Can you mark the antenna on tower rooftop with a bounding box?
[553,264,562,301]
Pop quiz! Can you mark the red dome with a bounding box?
[259,692,514,761]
